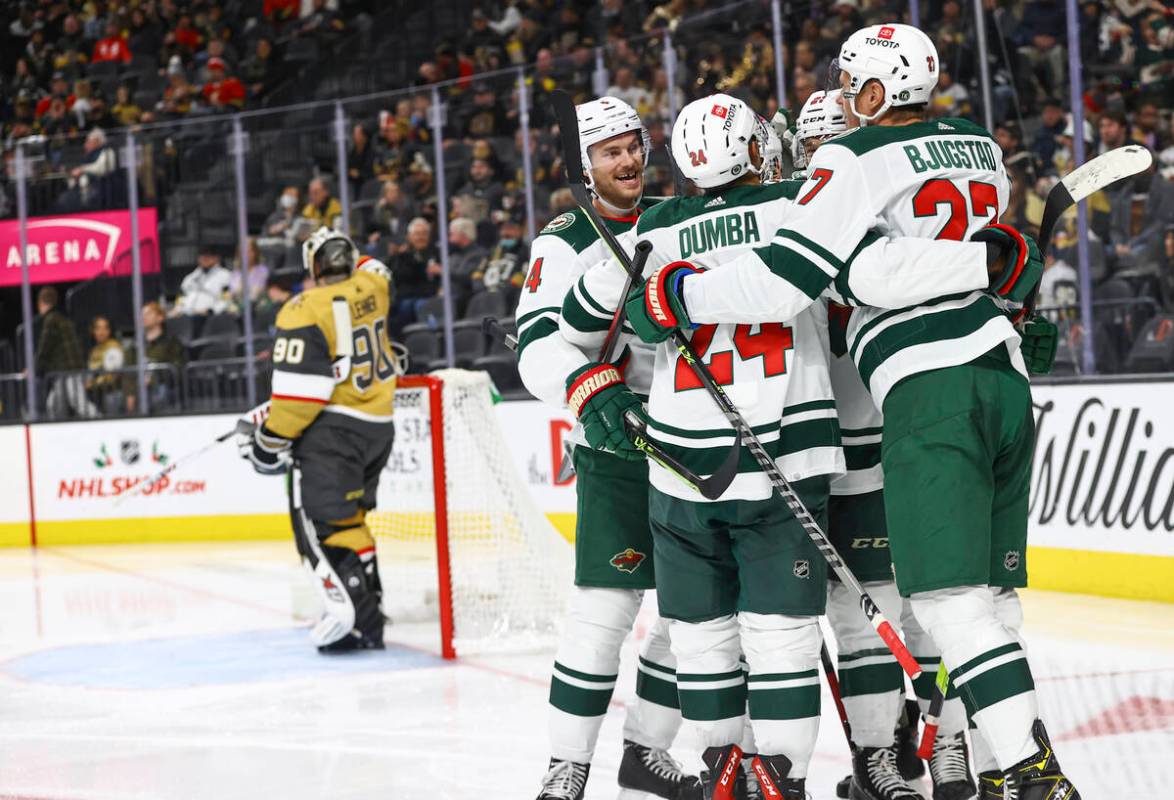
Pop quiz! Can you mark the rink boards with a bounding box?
[1,378,1171,602]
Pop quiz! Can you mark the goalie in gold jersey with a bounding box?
[241,226,398,653]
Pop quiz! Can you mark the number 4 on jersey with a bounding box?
[524,257,543,293]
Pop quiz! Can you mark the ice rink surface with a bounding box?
[0,541,1169,799]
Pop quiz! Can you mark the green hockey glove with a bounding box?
[972,223,1044,305]
[1020,314,1059,375]
[566,362,649,461]
[625,261,702,344]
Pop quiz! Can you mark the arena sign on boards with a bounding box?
[0,208,160,286]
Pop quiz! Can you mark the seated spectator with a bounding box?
[389,217,441,332]
[454,158,505,223]
[461,83,515,140]
[125,301,185,414]
[58,128,119,213]
[127,7,162,61]
[33,286,95,419]
[1015,0,1067,99]
[35,72,75,119]
[172,13,203,55]
[92,20,132,65]
[448,217,489,297]
[347,123,375,196]
[263,186,305,246]
[254,277,295,335]
[1131,102,1170,153]
[1136,14,1174,103]
[175,246,234,316]
[931,66,971,118]
[373,114,421,182]
[85,315,126,414]
[264,0,300,28]
[241,37,276,98]
[70,79,96,127]
[607,67,653,116]
[299,0,346,39]
[9,57,39,98]
[201,57,246,111]
[301,178,343,229]
[1031,98,1067,171]
[230,238,271,307]
[111,84,142,126]
[367,179,415,255]
[160,67,197,117]
[471,205,529,292]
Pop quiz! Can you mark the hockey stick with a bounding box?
[114,402,271,506]
[916,661,950,759]
[820,642,853,748]
[481,316,738,499]
[551,92,921,681]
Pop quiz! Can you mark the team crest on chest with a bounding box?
[542,212,575,233]
[610,547,646,574]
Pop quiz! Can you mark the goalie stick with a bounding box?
[914,144,1156,756]
[550,89,921,680]
[480,316,739,500]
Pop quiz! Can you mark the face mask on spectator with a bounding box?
[280,194,296,209]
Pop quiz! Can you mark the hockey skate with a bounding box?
[536,758,590,800]
[896,700,927,780]
[617,739,702,799]
[1002,720,1080,800]
[750,754,807,799]
[700,745,744,800]
[928,731,977,800]
[849,746,923,800]
[978,770,1005,799]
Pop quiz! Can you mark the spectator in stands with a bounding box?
[373,114,421,182]
[264,0,300,27]
[1016,0,1067,99]
[160,67,197,117]
[9,3,39,40]
[301,177,342,229]
[92,20,132,65]
[1136,14,1174,103]
[111,84,142,126]
[1131,102,1169,152]
[175,246,233,316]
[241,37,276,99]
[58,127,118,212]
[172,13,203,55]
[1098,109,1130,156]
[33,286,95,419]
[448,217,489,298]
[1032,98,1067,171]
[462,83,515,141]
[454,158,505,224]
[607,67,652,116]
[367,179,415,255]
[127,7,162,61]
[264,186,304,245]
[125,301,185,414]
[230,239,271,307]
[254,277,295,335]
[465,9,502,54]
[1159,224,1174,312]
[389,217,440,332]
[931,66,971,118]
[299,0,346,40]
[9,57,38,98]
[346,123,375,197]
[201,57,246,111]
[85,315,125,415]
[35,72,75,119]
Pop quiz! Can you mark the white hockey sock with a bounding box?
[549,586,643,764]
[740,612,822,779]
[900,596,968,737]
[911,586,1038,769]
[622,616,683,751]
[828,581,904,747]
[670,616,746,747]
[970,720,999,773]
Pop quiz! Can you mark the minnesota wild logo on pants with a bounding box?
[573,447,656,589]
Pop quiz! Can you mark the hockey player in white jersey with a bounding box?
[564,94,1028,800]
[619,25,1069,800]
[515,96,700,800]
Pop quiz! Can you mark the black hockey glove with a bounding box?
[241,424,292,475]
[566,362,649,461]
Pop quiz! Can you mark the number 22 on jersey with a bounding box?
[675,323,794,391]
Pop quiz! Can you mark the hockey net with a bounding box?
[369,369,571,658]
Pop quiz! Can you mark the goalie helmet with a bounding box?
[671,94,771,189]
[834,23,939,123]
[302,226,358,280]
[576,96,650,191]
[792,90,849,170]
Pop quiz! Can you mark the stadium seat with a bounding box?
[473,354,526,398]
[202,313,242,340]
[196,339,236,362]
[402,326,441,373]
[464,289,509,320]
[451,320,486,366]
[167,314,199,346]
[486,317,517,355]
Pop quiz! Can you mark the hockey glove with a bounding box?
[625,261,702,344]
[973,223,1044,305]
[566,362,649,461]
[1020,313,1059,375]
[241,424,293,475]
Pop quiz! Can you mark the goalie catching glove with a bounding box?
[239,424,293,475]
[625,261,703,343]
[566,362,649,461]
[972,223,1044,305]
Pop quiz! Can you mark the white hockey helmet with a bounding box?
[302,226,358,280]
[671,94,771,189]
[576,96,650,191]
[760,116,784,183]
[834,23,939,123]
[792,89,850,169]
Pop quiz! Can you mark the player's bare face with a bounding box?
[589,131,645,210]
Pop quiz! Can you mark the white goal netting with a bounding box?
[369,369,572,656]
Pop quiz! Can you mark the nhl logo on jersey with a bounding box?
[793,560,811,579]
[610,548,646,574]
[1004,550,1021,571]
[711,104,727,118]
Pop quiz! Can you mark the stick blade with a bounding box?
[1061,144,1153,203]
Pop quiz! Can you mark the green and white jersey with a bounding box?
[827,302,883,496]
[563,181,844,503]
[688,118,1021,408]
[514,199,658,414]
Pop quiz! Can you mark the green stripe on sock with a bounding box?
[747,683,821,721]
[553,661,617,683]
[956,657,1035,717]
[678,683,747,722]
[950,643,1022,682]
[550,676,614,717]
[636,669,681,710]
[746,669,819,682]
[639,656,677,678]
[838,661,903,698]
[677,668,746,683]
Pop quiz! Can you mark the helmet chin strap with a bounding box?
[593,187,640,217]
[845,75,892,126]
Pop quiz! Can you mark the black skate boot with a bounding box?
[535,757,590,800]
[618,739,703,799]
[750,754,807,799]
[978,770,1005,799]
[1003,720,1080,800]
[929,731,977,800]
[700,745,744,800]
[836,773,853,799]
[896,699,927,781]
[849,746,923,800]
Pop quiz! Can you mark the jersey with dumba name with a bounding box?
[515,199,658,410]
[266,269,396,439]
[563,181,842,503]
[782,117,1022,406]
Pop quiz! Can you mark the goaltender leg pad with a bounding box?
[623,616,683,751]
[548,586,644,764]
[827,490,894,583]
[670,615,747,747]
[572,448,655,590]
[827,580,904,748]
[911,586,1039,769]
[739,611,821,778]
[881,349,1032,596]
